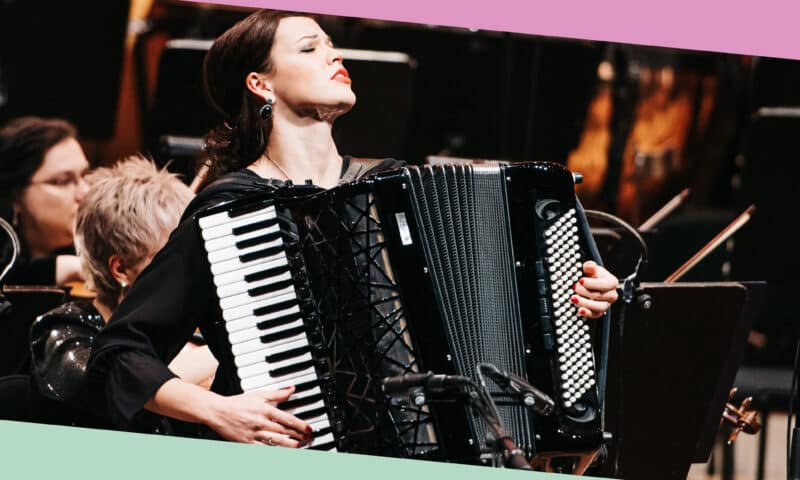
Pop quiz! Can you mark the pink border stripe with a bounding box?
[191,0,800,60]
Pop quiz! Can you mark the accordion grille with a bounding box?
[407,165,531,450]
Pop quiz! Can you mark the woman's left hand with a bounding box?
[570,260,619,319]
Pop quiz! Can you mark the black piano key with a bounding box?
[253,298,299,317]
[236,231,282,250]
[232,217,278,236]
[267,345,311,363]
[269,359,315,377]
[312,426,332,437]
[294,379,319,393]
[278,393,322,410]
[248,278,294,298]
[239,245,284,263]
[295,406,327,421]
[256,312,303,331]
[308,441,336,451]
[244,264,291,283]
[260,325,306,344]
[227,198,274,218]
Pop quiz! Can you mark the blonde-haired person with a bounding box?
[30,156,217,429]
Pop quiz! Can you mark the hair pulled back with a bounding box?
[202,10,310,185]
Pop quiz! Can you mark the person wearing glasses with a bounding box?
[0,116,90,286]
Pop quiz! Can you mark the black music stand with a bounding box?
[600,281,764,480]
[142,39,217,181]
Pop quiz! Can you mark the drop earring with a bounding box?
[259,98,275,119]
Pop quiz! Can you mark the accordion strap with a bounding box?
[339,157,387,184]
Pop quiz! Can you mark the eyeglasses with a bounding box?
[28,171,90,190]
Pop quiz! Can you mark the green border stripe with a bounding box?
[0,420,608,479]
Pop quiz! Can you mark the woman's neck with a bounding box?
[23,226,63,259]
[249,115,343,189]
[92,298,114,324]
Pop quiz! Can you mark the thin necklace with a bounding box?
[266,156,292,182]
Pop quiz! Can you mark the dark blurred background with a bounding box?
[1,0,798,364]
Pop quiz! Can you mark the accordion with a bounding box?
[197,161,605,464]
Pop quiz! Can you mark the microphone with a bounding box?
[479,364,555,416]
[382,372,473,394]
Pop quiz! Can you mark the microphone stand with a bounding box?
[383,365,560,470]
[470,371,532,470]
[383,371,535,470]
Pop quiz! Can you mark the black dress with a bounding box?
[87,158,404,429]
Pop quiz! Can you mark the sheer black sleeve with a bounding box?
[87,218,217,428]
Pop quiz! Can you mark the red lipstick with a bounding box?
[332,67,351,84]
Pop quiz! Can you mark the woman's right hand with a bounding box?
[207,385,312,447]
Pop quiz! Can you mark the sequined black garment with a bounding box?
[30,297,193,435]
[30,300,103,404]
[29,300,109,427]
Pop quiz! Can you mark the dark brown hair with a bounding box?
[0,116,77,222]
[202,10,311,186]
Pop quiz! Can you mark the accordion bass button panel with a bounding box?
[540,207,598,413]
[198,200,337,451]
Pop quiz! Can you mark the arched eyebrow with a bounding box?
[296,34,334,45]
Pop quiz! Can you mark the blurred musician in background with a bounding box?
[0,116,89,287]
[30,156,215,428]
[88,9,618,446]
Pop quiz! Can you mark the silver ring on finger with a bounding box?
[266,436,274,446]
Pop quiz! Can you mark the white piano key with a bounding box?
[285,386,323,402]
[223,291,297,321]
[225,304,301,333]
[204,222,280,252]
[198,205,271,229]
[200,208,276,239]
[309,432,335,449]
[221,284,296,311]
[255,372,319,392]
[309,420,331,433]
[238,352,312,380]
[306,415,333,431]
[208,237,283,264]
[284,398,326,417]
[231,337,269,357]
[233,346,271,371]
[235,338,309,373]
[217,271,292,299]
[212,255,288,287]
[232,330,307,364]
[210,250,287,276]
[240,365,317,391]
